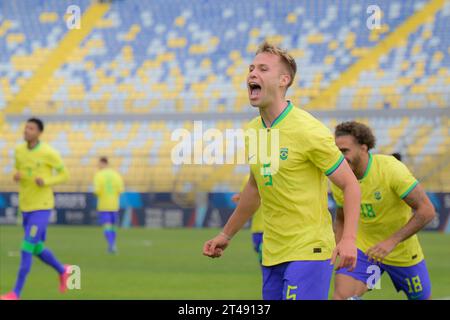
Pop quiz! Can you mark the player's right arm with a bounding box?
[366,159,435,262]
[203,172,260,258]
[40,149,69,186]
[367,183,435,262]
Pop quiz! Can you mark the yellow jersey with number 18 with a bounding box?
[246,101,344,266]
[331,154,424,267]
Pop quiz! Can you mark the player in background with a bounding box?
[203,42,361,300]
[93,157,124,254]
[232,174,264,264]
[1,118,71,300]
[331,121,435,300]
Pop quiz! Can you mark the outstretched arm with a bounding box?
[328,159,361,271]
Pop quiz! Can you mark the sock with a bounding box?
[13,250,33,297]
[111,230,117,249]
[104,230,114,250]
[38,249,65,274]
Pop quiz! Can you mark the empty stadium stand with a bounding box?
[1,0,449,194]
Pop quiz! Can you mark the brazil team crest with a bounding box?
[374,191,382,200]
[280,147,288,160]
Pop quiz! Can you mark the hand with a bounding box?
[331,237,357,271]
[366,238,398,263]
[13,172,21,183]
[203,233,230,258]
[35,177,45,187]
[231,193,240,204]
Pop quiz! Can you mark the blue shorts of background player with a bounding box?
[98,211,119,253]
[336,249,431,300]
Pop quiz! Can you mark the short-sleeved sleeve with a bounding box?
[304,124,344,176]
[389,158,418,199]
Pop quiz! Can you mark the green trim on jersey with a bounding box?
[360,152,373,180]
[28,141,41,152]
[262,101,293,128]
[325,154,345,176]
[400,180,419,199]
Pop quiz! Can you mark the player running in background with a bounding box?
[331,121,435,300]
[93,157,124,254]
[203,42,361,300]
[231,174,264,264]
[1,118,71,300]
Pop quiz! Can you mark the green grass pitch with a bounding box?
[1,226,449,300]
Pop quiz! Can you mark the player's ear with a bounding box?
[279,74,290,88]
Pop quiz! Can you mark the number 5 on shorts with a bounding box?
[286,285,298,300]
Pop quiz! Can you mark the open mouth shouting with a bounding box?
[248,82,262,101]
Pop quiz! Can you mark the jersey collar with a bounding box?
[28,141,41,152]
[360,152,373,181]
[261,101,293,128]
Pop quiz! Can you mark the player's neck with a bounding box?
[27,140,40,150]
[259,99,288,128]
[355,153,370,180]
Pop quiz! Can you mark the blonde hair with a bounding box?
[255,41,297,88]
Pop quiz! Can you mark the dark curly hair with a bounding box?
[335,121,376,150]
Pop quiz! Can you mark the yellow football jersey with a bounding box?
[94,168,124,212]
[14,142,69,212]
[239,174,263,233]
[246,101,344,266]
[331,153,424,266]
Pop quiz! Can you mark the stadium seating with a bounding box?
[1,0,449,193]
[1,0,448,113]
[1,117,448,192]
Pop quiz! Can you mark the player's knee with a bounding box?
[332,287,349,300]
[333,279,357,300]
